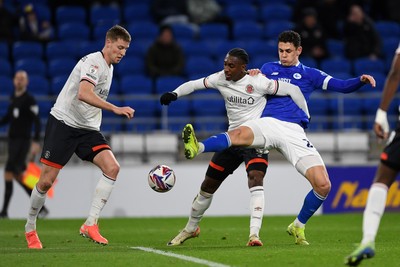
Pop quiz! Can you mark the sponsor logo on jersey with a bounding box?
[99,88,109,97]
[245,84,254,93]
[226,96,255,105]
[271,72,279,75]
[89,65,99,75]
[278,77,291,83]
[293,73,302,79]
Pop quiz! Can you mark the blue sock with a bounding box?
[297,189,326,224]
[202,132,231,153]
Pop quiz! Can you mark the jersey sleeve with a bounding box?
[80,56,101,86]
[255,74,278,95]
[204,71,222,89]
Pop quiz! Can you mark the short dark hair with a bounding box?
[278,30,301,48]
[228,48,249,64]
[106,25,131,42]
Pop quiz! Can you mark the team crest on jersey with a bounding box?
[293,73,302,79]
[245,84,254,93]
[89,65,99,74]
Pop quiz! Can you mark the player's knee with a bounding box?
[315,179,331,197]
[104,161,120,178]
[248,170,264,188]
[228,126,253,146]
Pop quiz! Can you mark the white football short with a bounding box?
[242,117,325,175]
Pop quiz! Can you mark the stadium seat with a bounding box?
[115,56,145,78]
[14,58,47,77]
[192,98,226,117]
[260,4,293,23]
[181,40,213,58]
[375,21,400,39]
[320,58,352,75]
[199,23,229,41]
[27,75,50,96]
[89,5,121,26]
[36,99,54,120]
[109,78,120,96]
[226,4,259,23]
[12,41,44,61]
[127,22,158,41]
[57,22,90,41]
[233,22,263,41]
[123,3,151,24]
[46,41,78,60]
[264,21,294,39]
[155,76,186,94]
[124,98,159,132]
[382,37,399,60]
[353,58,385,76]
[0,42,9,60]
[50,75,68,95]
[300,57,318,68]
[47,58,76,78]
[185,56,217,78]
[120,74,153,95]
[0,59,12,76]
[55,6,87,25]
[170,24,196,41]
[32,4,51,21]
[0,75,13,96]
[93,24,113,41]
[326,39,345,59]
[79,41,104,57]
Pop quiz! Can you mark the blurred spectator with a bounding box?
[145,25,185,78]
[151,0,189,25]
[343,4,381,60]
[0,0,18,43]
[294,8,329,62]
[316,0,342,39]
[187,0,233,39]
[19,4,53,42]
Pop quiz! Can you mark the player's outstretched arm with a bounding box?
[276,81,310,119]
[160,78,208,105]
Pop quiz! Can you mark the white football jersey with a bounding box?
[51,52,113,131]
[205,71,278,130]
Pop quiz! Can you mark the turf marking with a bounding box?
[131,246,232,267]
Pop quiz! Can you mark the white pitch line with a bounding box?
[131,246,232,267]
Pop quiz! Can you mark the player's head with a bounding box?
[13,70,29,94]
[103,25,131,65]
[277,30,302,67]
[224,48,249,81]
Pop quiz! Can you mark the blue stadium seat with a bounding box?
[90,5,120,26]
[93,24,112,41]
[185,56,217,78]
[260,4,292,23]
[109,78,120,96]
[0,59,12,76]
[264,21,294,39]
[233,21,263,41]
[47,58,76,78]
[353,58,385,76]
[326,39,345,59]
[120,74,153,95]
[32,4,51,21]
[123,3,151,24]
[115,56,145,77]
[124,98,159,132]
[56,6,86,25]
[181,40,213,58]
[13,41,44,61]
[307,94,330,130]
[36,99,54,120]
[199,23,229,41]
[127,22,158,41]
[50,75,68,95]
[155,76,186,94]
[0,75,13,96]
[192,98,226,117]
[171,24,196,41]
[14,58,47,76]
[212,40,241,59]
[300,57,318,68]
[0,42,9,60]
[382,37,399,60]
[226,4,259,23]
[57,23,90,41]
[375,21,400,39]
[27,75,50,96]
[328,72,352,80]
[245,40,277,59]
[320,58,352,75]
[79,41,104,57]
[46,41,78,60]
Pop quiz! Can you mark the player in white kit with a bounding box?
[24,25,134,249]
[160,48,309,246]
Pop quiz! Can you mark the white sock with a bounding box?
[25,186,46,232]
[361,183,388,244]
[185,190,213,232]
[294,218,305,228]
[85,174,115,226]
[198,143,205,154]
[249,186,264,237]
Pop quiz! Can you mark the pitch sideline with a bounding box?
[131,246,232,267]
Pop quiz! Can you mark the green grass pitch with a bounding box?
[1,213,399,267]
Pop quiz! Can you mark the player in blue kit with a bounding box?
[182,30,376,245]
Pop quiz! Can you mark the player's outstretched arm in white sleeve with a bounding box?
[276,81,310,119]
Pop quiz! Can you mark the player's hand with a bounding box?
[30,141,41,156]
[114,106,135,119]
[160,92,178,105]
[374,108,389,140]
[246,69,261,76]
[360,74,376,87]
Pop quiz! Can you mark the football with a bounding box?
[148,164,176,193]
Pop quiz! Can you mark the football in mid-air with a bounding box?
[148,164,176,193]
